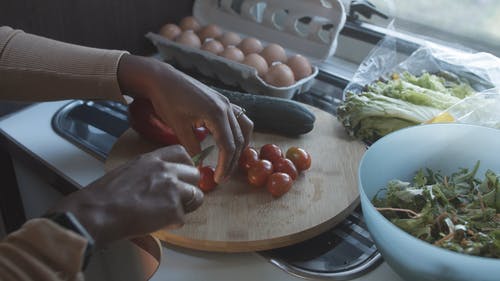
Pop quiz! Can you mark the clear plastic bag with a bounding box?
[428,88,500,129]
[344,34,500,97]
[338,27,500,142]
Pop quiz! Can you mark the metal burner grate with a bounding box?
[259,208,381,280]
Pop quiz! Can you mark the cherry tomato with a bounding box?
[198,166,217,192]
[273,158,298,180]
[247,159,273,187]
[266,172,293,198]
[238,147,259,172]
[260,144,283,164]
[286,147,311,172]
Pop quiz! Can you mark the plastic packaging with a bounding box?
[428,88,500,129]
[193,0,345,61]
[148,0,346,99]
[344,35,500,97]
[147,33,318,99]
[340,28,500,141]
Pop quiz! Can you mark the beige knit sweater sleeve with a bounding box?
[0,26,128,102]
[0,26,131,280]
[0,219,87,281]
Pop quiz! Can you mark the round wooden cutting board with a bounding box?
[105,105,365,252]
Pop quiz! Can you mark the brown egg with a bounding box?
[218,32,242,47]
[198,24,223,42]
[242,53,268,77]
[260,43,287,65]
[179,16,201,31]
[219,46,245,62]
[238,37,264,55]
[286,54,313,80]
[264,63,295,87]
[201,39,224,54]
[175,30,201,48]
[159,23,182,40]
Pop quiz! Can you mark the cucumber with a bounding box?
[214,87,316,136]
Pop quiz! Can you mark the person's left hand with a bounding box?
[118,55,253,183]
[49,145,203,248]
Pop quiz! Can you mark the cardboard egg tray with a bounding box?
[147,0,346,99]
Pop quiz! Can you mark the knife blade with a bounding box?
[192,145,215,166]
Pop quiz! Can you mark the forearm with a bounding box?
[0,219,86,281]
[0,26,127,103]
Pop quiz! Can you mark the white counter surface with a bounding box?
[0,101,105,188]
[0,101,403,281]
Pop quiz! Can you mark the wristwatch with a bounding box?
[43,212,95,270]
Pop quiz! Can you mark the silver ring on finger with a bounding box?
[235,107,246,120]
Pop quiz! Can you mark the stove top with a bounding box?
[51,75,382,280]
[52,100,129,161]
[260,209,381,280]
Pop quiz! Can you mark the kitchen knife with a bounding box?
[192,145,215,166]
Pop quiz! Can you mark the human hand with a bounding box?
[49,145,203,248]
[118,55,253,183]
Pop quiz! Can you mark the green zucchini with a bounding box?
[214,87,316,136]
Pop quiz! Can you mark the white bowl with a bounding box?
[359,123,500,281]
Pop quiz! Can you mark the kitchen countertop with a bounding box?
[0,101,404,281]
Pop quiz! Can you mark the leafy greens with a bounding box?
[373,161,500,258]
[338,71,475,143]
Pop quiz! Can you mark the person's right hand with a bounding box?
[117,55,253,184]
[48,145,203,248]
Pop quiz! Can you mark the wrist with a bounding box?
[117,54,175,100]
[49,194,108,249]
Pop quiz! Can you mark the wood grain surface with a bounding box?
[105,106,366,252]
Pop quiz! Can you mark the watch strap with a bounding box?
[43,212,94,270]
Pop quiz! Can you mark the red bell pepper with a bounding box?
[128,98,209,145]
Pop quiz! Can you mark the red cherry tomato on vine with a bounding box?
[239,147,259,172]
[266,172,293,198]
[260,144,283,164]
[286,147,311,172]
[273,158,298,180]
[247,159,273,187]
[198,166,217,192]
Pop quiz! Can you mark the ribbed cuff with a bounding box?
[1,218,87,280]
[0,26,128,103]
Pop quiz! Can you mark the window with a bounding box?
[361,0,500,57]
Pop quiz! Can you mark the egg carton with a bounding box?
[146,33,317,98]
[147,0,346,99]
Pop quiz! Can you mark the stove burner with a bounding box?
[52,100,129,161]
[259,208,381,280]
